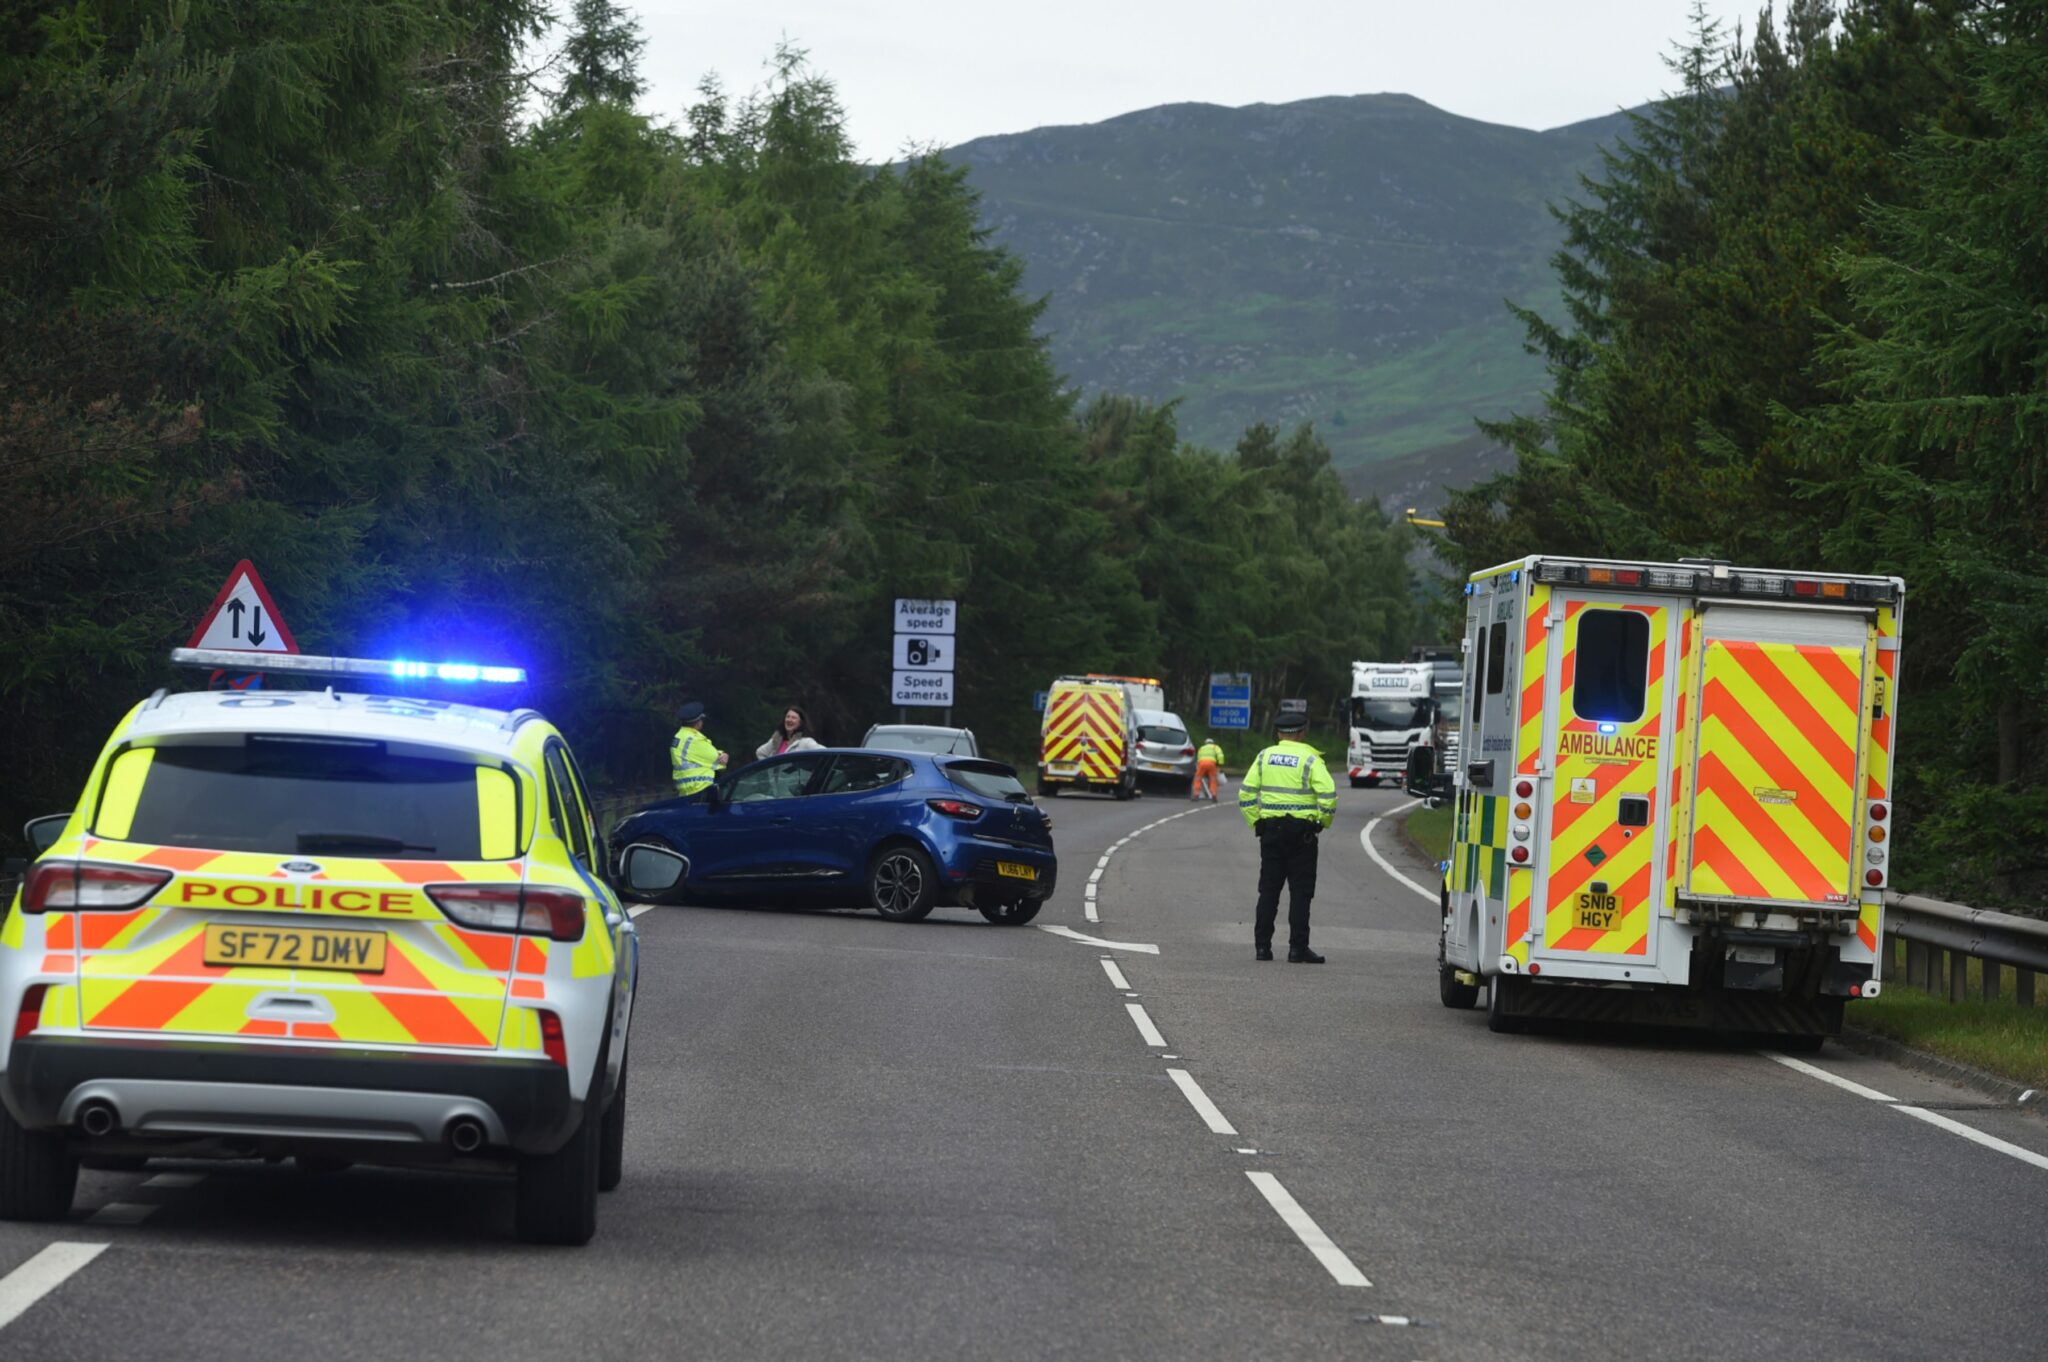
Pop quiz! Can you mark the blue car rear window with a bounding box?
[943,761,1030,802]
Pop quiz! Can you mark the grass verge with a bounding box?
[1403,803,1453,864]
[1854,978,2048,1092]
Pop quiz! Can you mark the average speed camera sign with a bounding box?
[892,598,956,708]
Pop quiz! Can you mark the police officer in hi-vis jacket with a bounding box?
[1238,710,1338,962]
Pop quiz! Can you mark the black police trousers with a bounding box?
[1253,818,1320,950]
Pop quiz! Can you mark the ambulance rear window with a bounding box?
[1573,610,1650,723]
[96,739,519,860]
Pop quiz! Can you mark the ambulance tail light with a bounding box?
[14,985,48,1039]
[427,884,586,942]
[21,861,172,914]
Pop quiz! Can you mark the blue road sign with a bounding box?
[1032,690,1049,712]
[1208,671,1252,730]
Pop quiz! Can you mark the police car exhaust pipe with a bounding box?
[444,1116,487,1155]
[76,1100,119,1138]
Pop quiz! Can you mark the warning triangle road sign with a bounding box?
[187,560,299,654]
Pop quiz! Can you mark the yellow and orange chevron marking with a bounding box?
[1543,603,1667,957]
[1517,585,1551,775]
[1041,686,1126,783]
[1688,637,1863,905]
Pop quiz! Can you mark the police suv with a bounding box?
[0,649,682,1244]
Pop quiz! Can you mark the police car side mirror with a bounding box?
[617,843,689,901]
[23,814,69,857]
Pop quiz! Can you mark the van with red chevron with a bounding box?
[1429,556,1904,1046]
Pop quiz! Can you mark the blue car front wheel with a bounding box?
[869,846,938,922]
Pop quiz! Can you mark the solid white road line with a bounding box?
[141,1172,205,1190]
[1100,959,1131,990]
[1036,925,1160,954]
[1244,1171,1371,1287]
[0,1243,108,1331]
[1358,799,1434,902]
[1896,1106,2048,1174]
[86,1203,155,1227]
[1761,1051,1897,1102]
[1126,1003,1167,1048]
[1166,1068,1238,1134]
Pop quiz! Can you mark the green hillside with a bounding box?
[947,95,1636,507]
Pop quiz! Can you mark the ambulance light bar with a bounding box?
[1531,562,1895,604]
[172,649,527,683]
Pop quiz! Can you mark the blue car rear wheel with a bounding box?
[869,846,937,922]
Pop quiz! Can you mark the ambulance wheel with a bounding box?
[1778,1033,1826,1054]
[1114,773,1136,801]
[598,1050,628,1193]
[1037,779,1058,798]
[0,1101,78,1222]
[1486,974,1528,1034]
[869,846,937,922]
[1439,949,1479,1010]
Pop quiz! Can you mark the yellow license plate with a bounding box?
[202,923,387,973]
[996,861,1038,881]
[1575,891,1620,933]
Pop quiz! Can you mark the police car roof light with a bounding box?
[171,648,527,684]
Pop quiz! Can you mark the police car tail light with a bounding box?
[927,799,983,820]
[538,1010,568,1067]
[21,861,172,913]
[14,985,48,1039]
[427,884,585,942]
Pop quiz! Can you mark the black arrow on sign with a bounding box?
[225,598,246,640]
[248,605,267,648]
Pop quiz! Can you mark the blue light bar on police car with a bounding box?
[171,648,527,683]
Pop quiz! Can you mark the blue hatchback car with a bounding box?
[610,750,1057,924]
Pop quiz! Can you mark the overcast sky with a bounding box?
[621,1,1757,161]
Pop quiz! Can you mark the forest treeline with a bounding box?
[0,0,1418,841]
[1443,0,2046,906]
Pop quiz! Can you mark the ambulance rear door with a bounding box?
[1683,605,1870,911]
[1534,594,1682,972]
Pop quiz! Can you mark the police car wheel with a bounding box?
[598,1050,628,1193]
[516,1020,609,1244]
[869,846,937,922]
[0,1100,78,1222]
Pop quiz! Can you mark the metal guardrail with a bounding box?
[1884,891,2045,1007]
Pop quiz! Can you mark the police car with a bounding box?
[0,649,683,1244]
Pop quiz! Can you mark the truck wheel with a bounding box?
[869,846,937,921]
[0,1102,78,1222]
[1349,776,1367,789]
[1486,974,1528,1034]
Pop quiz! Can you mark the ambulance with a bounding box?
[1437,556,1903,1043]
[1347,661,1440,788]
[1037,675,1161,800]
[0,648,678,1243]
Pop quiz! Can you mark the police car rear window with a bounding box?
[99,739,514,860]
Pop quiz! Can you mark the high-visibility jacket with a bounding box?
[1197,740,1225,767]
[1239,739,1336,830]
[671,726,720,796]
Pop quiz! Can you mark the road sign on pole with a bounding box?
[1032,690,1049,712]
[1279,698,1309,715]
[188,561,298,655]
[1208,671,1252,730]
[892,598,956,710]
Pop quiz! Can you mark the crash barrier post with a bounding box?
[1882,892,2046,1006]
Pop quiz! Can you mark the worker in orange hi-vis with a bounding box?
[1191,737,1226,801]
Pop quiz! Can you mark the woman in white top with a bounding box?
[756,705,823,760]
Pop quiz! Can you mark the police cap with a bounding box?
[676,701,707,724]
[1275,710,1309,733]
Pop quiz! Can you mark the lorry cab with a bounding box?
[1348,662,1439,789]
[1441,557,1904,1042]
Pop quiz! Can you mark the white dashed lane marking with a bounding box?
[0,1243,108,1332]
[1166,1068,1238,1135]
[1245,1171,1371,1287]
[86,1203,156,1227]
[1126,1003,1167,1048]
[1099,959,1131,990]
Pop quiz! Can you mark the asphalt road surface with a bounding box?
[3,785,2044,1360]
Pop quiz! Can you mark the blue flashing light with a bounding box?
[391,660,526,684]
[1598,722,1618,734]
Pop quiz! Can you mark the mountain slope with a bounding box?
[947,95,1638,507]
